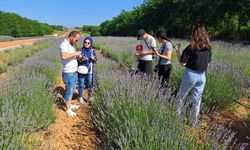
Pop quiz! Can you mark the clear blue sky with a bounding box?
[0,0,143,27]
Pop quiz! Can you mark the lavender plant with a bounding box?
[0,39,61,149]
[93,37,249,110]
[91,54,247,149]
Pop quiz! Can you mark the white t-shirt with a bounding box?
[60,39,78,73]
[139,35,156,61]
[158,42,173,65]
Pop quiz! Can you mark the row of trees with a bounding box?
[100,0,250,40]
[0,11,61,37]
[82,25,101,36]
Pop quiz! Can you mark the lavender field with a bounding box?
[93,36,250,111]
[91,36,250,149]
[0,36,249,149]
[91,51,246,149]
[0,39,61,149]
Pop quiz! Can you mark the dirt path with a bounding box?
[0,38,43,49]
[36,73,100,150]
[202,99,250,148]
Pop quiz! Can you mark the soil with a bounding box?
[0,38,43,48]
[202,99,250,149]
[36,73,100,150]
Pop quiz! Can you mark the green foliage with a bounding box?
[0,35,15,42]
[99,0,250,40]
[0,11,55,37]
[82,25,101,36]
[50,25,65,31]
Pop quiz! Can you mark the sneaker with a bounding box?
[89,97,95,103]
[66,109,76,117]
[79,97,86,104]
[71,104,80,110]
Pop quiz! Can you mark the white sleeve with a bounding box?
[165,42,173,52]
[60,43,68,53]
[151,38,156,48]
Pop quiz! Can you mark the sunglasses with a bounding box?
[84,41,90,45]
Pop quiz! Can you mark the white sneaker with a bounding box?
[71,104,80,110]
[79,97,86,104]
[66,109,76,117]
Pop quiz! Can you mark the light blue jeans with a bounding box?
[78,73,93,98]
[177,68,206,126]
[62,72,78,102]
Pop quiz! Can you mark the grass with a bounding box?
[0,40,60,149]
[0,40,53,73]
[0,35,15,42]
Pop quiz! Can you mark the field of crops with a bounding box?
[91,36,250,149]
[0,36,249,149]
[0,39,61,149]
[93,37,250,110]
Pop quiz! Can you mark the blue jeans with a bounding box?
[78,73,93,98]
[62,72,78,102]
[177,68,206,126]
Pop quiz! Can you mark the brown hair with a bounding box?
[190,24,211,50]
[68,30,80,38]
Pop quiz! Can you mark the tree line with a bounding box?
[0,11,64,37]
[82,25,101,36]
[99,0,250,40]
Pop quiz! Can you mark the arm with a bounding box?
[140,38,156,55]
[141,49,155,55]
[155,49,172,60]
[61,51,81,60]
[175,43,186,67]
[154,43,173,60]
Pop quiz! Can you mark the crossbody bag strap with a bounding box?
[144,39,152,50]
[158,43,167,65]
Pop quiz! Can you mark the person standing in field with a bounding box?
[78,36,96,104]
[60,31,82,117]
[136,29,156,75]
[175,24,212,126]
[154,31,173,88]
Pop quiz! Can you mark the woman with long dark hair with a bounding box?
[154,31,173,88]
[175,24,212,126]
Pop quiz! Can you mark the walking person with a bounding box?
[78,36,96,104]
[154,31,173,88]
[60,31,82,117]
[175,24,212,126]
[136,29,156,75]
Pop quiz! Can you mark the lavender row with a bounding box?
[90,54,247,149]
[0,39,61,149]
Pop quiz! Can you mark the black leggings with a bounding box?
[138,60,153,75]
[158,64,172,88]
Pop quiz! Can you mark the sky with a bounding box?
[0,0,143,27]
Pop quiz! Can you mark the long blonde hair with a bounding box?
[190,24,211,50]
